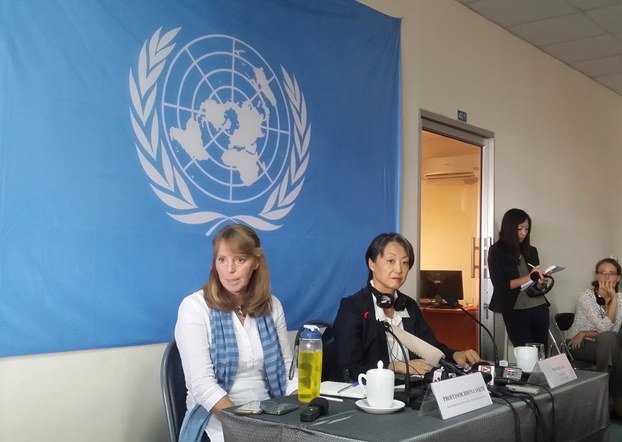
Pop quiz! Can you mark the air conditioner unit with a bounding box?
[422,155,479,181]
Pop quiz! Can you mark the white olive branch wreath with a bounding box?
[129,28,310,235]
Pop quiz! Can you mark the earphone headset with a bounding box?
[592,282,607,306]
[370,285,406,311]
[525,272,555,298]
[594,290,606,306]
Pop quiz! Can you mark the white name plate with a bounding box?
[538,354,577,388]
[430,373,492,419]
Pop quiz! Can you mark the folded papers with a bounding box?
[319,381,366,399]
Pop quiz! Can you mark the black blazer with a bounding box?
[488,242,539,314]
[333,286,457,381]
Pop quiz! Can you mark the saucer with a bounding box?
[355,399,405,414]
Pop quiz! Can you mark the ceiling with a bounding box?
[455,0,622,96]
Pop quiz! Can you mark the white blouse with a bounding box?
[174,290,297,442]
[371,289,411,364]
[567,290,622,339]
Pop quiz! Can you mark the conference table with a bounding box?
[221,370,609,441]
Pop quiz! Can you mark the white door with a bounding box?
[420,112,496,361]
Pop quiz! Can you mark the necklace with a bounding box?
[234,305,246,319]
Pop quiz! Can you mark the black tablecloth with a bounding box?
[221,370,609,441]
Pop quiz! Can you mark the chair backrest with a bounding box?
[555,313,575,331]
[161,340,188,442]
[319,322,338,382]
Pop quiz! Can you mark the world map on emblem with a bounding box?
[161,35,291,203]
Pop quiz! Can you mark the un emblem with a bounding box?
[129,28,310,235]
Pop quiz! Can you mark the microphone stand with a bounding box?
[437,358,468,377]
[439,293,500,367]
[378,321,416,405]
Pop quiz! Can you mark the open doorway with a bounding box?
[419,112,495,360]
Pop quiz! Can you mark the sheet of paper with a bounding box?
[538,354,577,388]
[521,280,535,290]
[544,265,565,274]
[319,381,365,399]
[430,373,492,419]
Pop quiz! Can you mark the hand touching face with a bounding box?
[596,262,620,299]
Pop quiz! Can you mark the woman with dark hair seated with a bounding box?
[568,257,622,416]
[333,232,480,381]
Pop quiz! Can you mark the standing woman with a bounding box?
[488,208,549,350]
[175,224,297,442]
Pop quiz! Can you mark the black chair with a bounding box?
[552,312,575,358]
[555,313,575,333]
[318,321,338,382]
[161,340,188,442]
[553,313,596,370]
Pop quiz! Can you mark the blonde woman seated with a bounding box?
[175,224,297,441]
[567,258,622,415]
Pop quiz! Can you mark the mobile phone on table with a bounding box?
[260,400,299,415]
[234,400,264,415]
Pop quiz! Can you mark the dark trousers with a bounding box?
[503,304,550,355]
[570,330,622,399]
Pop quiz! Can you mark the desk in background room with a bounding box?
[221,370,609,441]
[420,305,480,352]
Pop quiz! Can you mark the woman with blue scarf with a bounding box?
[175,224,297,442]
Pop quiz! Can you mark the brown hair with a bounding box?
[591,258,622,293]
[202,224,272,317]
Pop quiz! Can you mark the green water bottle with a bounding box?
[298,324,323,403]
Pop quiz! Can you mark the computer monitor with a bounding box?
[419,270,464,305]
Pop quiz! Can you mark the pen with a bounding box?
[319,395,343,402]
[337,382,358,393]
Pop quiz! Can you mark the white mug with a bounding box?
[358,360,394,408]
[514,346,538,372]
[525,342,545,361]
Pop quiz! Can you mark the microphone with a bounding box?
[438,292,500,367]
[385,322,467,378]
[388,324,445,366]
[300,397,329,422]
[479,371,493,384]
[376,321,415,404]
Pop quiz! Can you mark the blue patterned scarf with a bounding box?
[179,307,287,442]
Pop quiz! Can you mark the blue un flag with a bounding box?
[0,0,401,356]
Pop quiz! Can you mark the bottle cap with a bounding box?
[300,324,322,339]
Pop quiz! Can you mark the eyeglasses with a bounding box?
[597,271,619,277]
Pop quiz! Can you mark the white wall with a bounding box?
[365,0,622,315]
[0,344,168,441]
[2,1,621,441]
